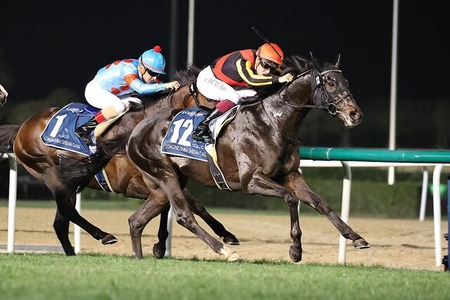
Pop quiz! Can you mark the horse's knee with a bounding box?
[128,215,145,236]
[174,211,194,229]
[284,191,298,206]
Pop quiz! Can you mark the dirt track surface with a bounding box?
[1,207,448,271]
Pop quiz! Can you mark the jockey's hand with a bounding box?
[165,81,180,91]
[279,73,294,83]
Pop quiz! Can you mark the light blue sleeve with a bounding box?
[129,77,166,95]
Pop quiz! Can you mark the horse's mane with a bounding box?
[173,63,201,85]
[253,54,313,98]
[283,54,313,74]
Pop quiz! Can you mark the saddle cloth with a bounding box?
[41,102,98,156]
[161,106,239,190]
[40,102,113,192]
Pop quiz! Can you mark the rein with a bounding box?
[185,82,201,107]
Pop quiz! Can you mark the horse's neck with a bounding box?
[259,76,312,141]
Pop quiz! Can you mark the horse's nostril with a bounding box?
[351,109,362,119]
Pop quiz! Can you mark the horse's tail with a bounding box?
[0,124,20,153]
[57,130,132,193]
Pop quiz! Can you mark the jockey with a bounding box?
[0,84,8,106]
[192,43,294,144]
[76,45,180,145]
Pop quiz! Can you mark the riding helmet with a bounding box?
[256,43,284,66]
[139,45,166,74]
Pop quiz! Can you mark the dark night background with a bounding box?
[0,0,449,148]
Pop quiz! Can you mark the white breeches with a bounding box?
[196,66,257,104]
[84,79,142,114]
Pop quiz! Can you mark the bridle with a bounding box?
[185,82,202,107]
[280,67,352,116]
[261,65,353,145]
[310,68,352,116]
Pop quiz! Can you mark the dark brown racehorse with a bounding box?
[124,54,370,261]
[0,66,239,258]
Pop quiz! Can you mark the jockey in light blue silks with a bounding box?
[75,45,180,145]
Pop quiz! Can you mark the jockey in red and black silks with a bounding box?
[212,49,280,87]
[193,43,294,144]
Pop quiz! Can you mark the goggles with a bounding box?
[259,58,279,72]
[140,58,161,77]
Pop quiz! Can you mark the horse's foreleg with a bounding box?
[183,189,240,245]
[286,200,302,262]
[53,189,117,246]
[53,209,75,255]
[286,171,370,249]
[128,191,168,259]
[243,169,303,262]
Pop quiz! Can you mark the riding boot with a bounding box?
[75,116,99,145]
[192,108,223,144]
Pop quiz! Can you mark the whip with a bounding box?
[251,26,284,62]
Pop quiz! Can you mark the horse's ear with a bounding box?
[335,54,341,69]
[310,52,320,69]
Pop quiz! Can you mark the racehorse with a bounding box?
[124,54,370,261]
[0,66,239,258]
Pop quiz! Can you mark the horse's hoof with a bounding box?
[353,238,371,249]
[220,246,240,261]
[101,234,118,245]
[153,243,166,259]
[289,245,302,262]
[223,235,240,245]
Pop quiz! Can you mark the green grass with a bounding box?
[0,253,448,300]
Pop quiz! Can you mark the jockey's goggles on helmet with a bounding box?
[259,58,279,72]
[146,69,160,77]
[140,58,161,77]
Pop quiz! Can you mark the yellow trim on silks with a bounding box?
[205,144,232,191]
[94,110,128,138]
